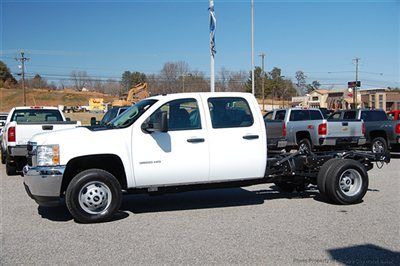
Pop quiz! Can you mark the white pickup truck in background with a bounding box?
[1,106,81,175]
[22,93,389,223]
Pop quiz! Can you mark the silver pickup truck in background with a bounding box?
[266,108,366,152]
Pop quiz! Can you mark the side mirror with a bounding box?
[65,118,71,122]
[90,117,97,126]
[142,111,168,133]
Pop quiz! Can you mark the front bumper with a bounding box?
[319,137,366,146]
[23,165,65,206]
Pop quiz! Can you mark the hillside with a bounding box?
[0,87,117,112]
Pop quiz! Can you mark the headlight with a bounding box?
[36,145,60,166]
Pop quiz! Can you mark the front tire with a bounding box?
[323,159,368,204]
[65,169,122,223]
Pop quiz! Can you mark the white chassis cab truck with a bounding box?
[23,93,390,223]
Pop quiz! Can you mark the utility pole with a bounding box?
[182,74,185,93]
[15,51,30,106]
[259,53,265,111]
[251,0,255,95]
[353,57,360,109]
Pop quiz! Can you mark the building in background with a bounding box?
[326,88,360,110]
[308,90,329,108]
[360,88,400,111]
[291,96,309,107]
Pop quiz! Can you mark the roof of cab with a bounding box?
[147,92,254,101]
[13,106,60,110]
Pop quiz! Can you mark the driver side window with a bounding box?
[148,98,201,131]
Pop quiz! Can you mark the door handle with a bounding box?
[42,125,53,130]
[243,135,259,140]
[342,122,348,126]
[187,138,205,143]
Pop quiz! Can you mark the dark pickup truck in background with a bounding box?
[329,109,400,153]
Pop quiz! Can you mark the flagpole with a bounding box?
[210,0,215,92]
[251,0,255,95]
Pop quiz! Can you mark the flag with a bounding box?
[209,0,216,57]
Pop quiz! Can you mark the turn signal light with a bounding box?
[318,123,327,135]
[8,126,16,142]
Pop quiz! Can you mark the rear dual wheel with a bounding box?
[317,159,368,204]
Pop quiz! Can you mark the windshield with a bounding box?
[109,99,157,128]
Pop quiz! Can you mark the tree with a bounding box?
[28,74,48,89]
[295,70,307,95]
[120,71,147,94]
[306,80,321,94]
[246,66,266,97]
[70,71,90,91]
[0,60,17,88]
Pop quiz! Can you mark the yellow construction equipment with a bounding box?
[112,82,150,107]
[88,98,105,112]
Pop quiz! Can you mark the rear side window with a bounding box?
[274,110,286,121]
[208,97,253,128]
[289,110,310,121]
[148,98,201,131]
[11,109,63,122]
[264,112,273,120]
[343,111,357,120]
[361,111,388,122]
[329,112,342,120]
[310,110,323,120]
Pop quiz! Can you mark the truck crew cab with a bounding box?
[23,93,389,223]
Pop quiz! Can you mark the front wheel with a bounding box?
[65,169,122,223]
[322,159,368,204]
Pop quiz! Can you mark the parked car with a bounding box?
[328,109,400,153]
[91,106,129,126]
[23,93,388,223]
[1,106,81,175]
[267,108,365,153]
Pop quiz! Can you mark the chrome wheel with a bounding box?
[78,181,112,215]
[372,140,384,153]
[339,169,362,197]
[299,142,310,154]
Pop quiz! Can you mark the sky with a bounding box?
[1,0,399,89]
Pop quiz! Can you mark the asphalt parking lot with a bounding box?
[1,155,399,265]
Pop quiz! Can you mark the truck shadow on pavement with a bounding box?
[327,244,400,265]
[120,186,319,214]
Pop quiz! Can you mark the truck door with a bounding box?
[132,97,209,187]
[205,96,266,181]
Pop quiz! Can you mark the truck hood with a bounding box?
[29,126,131,165]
